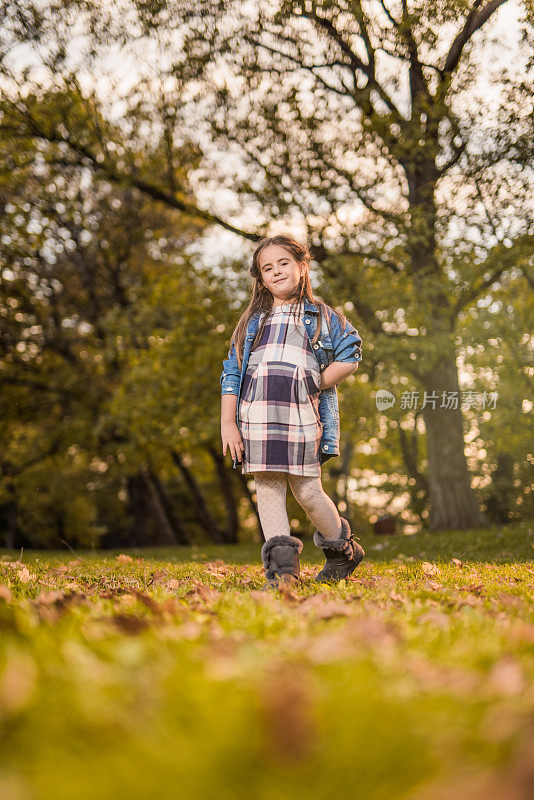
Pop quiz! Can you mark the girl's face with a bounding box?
[258,245,303,305]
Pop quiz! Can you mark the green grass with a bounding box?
[1,520,533,800]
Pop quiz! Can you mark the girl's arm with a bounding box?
[320,361,359,390]
[221,393,244,462]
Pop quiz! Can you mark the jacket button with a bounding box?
[304,318,311,324]
[313,343,319,350]
[324,444,329,450]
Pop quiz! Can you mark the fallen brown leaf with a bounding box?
[426,580,445,591]
[183,581,220,605]
[0,585,12,602]
[256,662,317,762]
[496,593,523,609]
[131,589,163,614]
[112,613,150,635]
[508,622,534,645]
[405,653,479,694]
[487,656,526,697]
[17,566,35,583]
[164,579,183,591]
[417,609,451,629]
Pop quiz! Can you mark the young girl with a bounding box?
[220,234,365,588]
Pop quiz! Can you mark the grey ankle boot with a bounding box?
[313,517,365,583]
[260,535,303,589]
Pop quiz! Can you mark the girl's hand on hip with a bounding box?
[221,421,244,462]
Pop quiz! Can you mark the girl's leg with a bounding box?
[254,471,291,541]
[287,474,343,540]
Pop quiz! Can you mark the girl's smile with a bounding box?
[258,244,303,305]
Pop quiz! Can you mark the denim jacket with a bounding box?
[220,298,362,469]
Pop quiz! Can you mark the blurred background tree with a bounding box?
[0,0,532,546]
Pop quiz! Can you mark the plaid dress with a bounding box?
[238,302,323,476]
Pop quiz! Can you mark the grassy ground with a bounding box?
[1,520,533,800]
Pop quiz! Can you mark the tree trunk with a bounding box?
[421,352,488,531]
[140,468,185,545]
[171,449,231,543]
[4,497,17,549]
[406,163,487,532]
[126,472,154,546]
[207,446,240,543]
[145,470,191,545]
[398,412,429,525]
[484,453,515,524]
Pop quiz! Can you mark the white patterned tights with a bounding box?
[253,471,343,541]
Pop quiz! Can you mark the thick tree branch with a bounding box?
[442,0,509,74]
[451,263,509,319]
[320,260,418,340]
[451,234,532,319]
[298,7,405,123]
[436,138,467,176]
[4,99,263,246]
[314,147,404,223]
[243,37,355,97]
[400,0,431,104]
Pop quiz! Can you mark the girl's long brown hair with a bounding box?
[227,234,350,369]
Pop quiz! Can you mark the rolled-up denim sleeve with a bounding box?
[332,312,363,364]
[220,341,241,395]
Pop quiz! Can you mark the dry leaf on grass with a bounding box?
[508,622,534,645]
[115,554,133,564]
[425,580,445,591]
[422,562,441,577]
[462,583,484,596]
[202,638,243,680]
[305,629,359,663]
[487,656,527,697]
[256,662,318,762]
[204,560,231,577]
[0,585,12,602]
[310,600,354,620]
[417,609,451,629]
[248,590,277,604]
[456,595,482,608]
[183,581,221,606]
[0,650,38,714]
[31,590,87,622]
[408,717,534,800]
[345,617,403,650]
[177,621,204,640]
[496,593,523,609]
[276,580,301,603]
[146,570,168,586]
[355,577,378,588]
[164,579,183,591]
[112,613,150,635]
[405,653,479,695]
